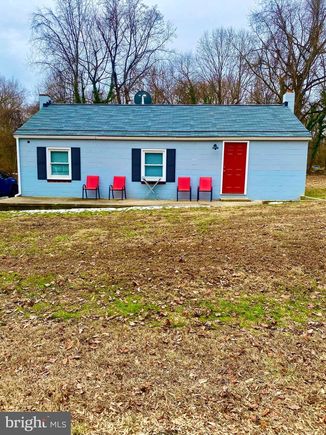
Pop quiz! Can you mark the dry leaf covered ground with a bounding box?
[0,181,325,434]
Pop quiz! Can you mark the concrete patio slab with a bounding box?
[0,196,263,211]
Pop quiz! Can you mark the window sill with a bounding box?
[47,179,72,183]
[141,180,166,184]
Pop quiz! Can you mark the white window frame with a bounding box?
[141,149,166,182]
[47,147,72,180]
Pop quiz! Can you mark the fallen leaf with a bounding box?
[287,404,301,411]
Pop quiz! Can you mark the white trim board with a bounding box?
[15,137,21,196]
[14,135,310,142]
[220,141,250,195]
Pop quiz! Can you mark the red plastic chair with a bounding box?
[109,176,127,199]
[82,175,100,199]
[197,177,213,201]
[177,177,191,201]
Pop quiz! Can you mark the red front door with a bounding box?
[222,142,248,194]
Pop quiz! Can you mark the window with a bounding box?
[47,148,71,180]
[141,149,166,182]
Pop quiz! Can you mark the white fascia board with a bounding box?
[14,135,311,141]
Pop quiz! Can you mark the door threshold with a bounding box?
[220,196,251,202]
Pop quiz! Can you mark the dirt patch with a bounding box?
[0,202,325,434]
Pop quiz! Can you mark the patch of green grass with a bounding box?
[198,293,314,327]
[119,219,148,239]
[220,299,265,322]
[51,309,82,320]
[22,274,55,289]
[32,298,107,320]
[194,215,223,233]
[121,229,139,239]
[161,209,184,224]
[2,264,321,327]
[10,232,39,243]
[64,274,128,298]
[269,299,311,323]
[72,423,89,435]
[53,234,70,243]
[111,296,160,317]
[31,301,52,313]
[0,271,20,287]
[305,187,326,199]
[0,212,12,220]
[8,278,321,327]
[167,313,189,327]
[71,228,109,242]
[24,293,161,321]
[113,298,144,315]
[1,231,44,256]
[0,272,55,294]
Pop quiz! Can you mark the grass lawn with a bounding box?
[305,175,326,199]
[0,198,325,433]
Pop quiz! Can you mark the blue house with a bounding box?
[14,93,310,201]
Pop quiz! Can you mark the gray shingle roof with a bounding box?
[15,103,311,138]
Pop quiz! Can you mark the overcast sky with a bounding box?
[0,0,257,100]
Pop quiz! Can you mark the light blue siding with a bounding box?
[18,138,308,200]
[247,141,308,200]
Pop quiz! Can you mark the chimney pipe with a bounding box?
[39,94,51,110]
[283,91,295,113]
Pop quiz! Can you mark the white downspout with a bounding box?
[15,136,21,196]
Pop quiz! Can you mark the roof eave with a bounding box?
[14,134,311,141]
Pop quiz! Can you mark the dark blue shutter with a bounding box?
[132,149,141,181]
[71,148,81,180]
[37,147,47,180]
[166,149,176,182]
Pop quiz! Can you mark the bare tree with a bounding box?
[80,10,112,103]
[197,28,253,104]
[0,77,28,173]
[32,0,92,103]
[145,53,204,104]
[306,90,326,171]
[42,70,75,103]
[246,0,326,168]
[145,61,177,103]
[248,0,326,118]
[173,54,201,104]
[32,0,174,104]
[247,76,279,104]
[96,0,174,103]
